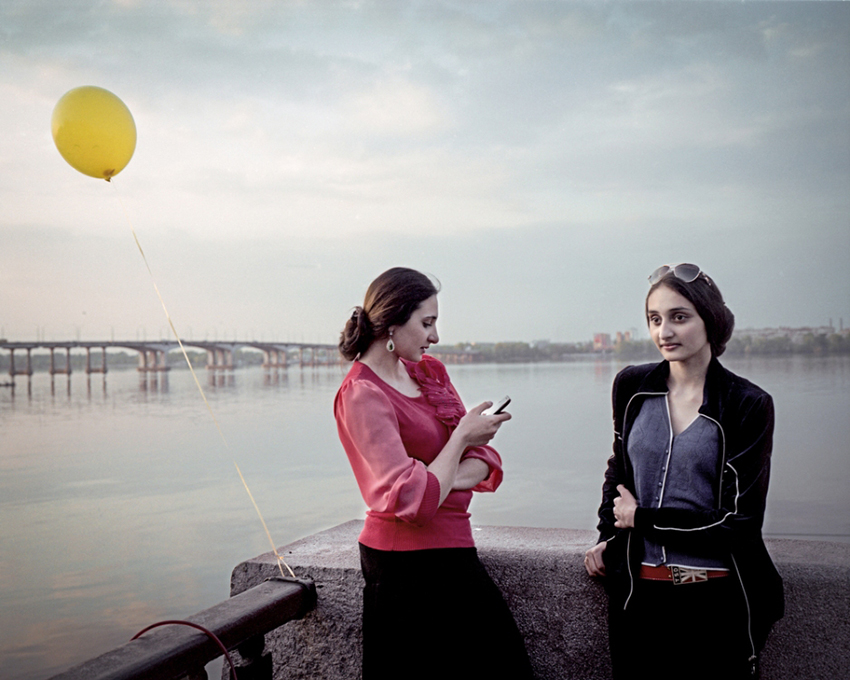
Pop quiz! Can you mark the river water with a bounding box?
[1,355,848,679]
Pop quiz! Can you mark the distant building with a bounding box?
[594,331,635,351]
[593,333,612,352]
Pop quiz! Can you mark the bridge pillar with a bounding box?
[85,347,108,375]
[137,349,167,372]
[49,348,72,375]
[8,348,34,377]
[206,348,234,370]
[262,349,287,370]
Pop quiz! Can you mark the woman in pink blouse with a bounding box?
[335,267,533,680]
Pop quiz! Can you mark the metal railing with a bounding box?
[48,577,317,680]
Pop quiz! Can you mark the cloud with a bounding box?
[343,75,449,135]
[1,1,848,343]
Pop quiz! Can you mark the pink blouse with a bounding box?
[334,355,503,551]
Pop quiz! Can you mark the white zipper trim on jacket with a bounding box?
[620,390,666,611]
[659,395,674,509]
[624,532,634,611]
[731,553,757,661]
[658,396,676,565]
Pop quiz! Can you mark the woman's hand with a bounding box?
[584,542,606,577]
[613,484,637,529]
[455,401,511,449]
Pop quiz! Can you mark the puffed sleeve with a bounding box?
[462,445,504,493]
[335,378,441,526]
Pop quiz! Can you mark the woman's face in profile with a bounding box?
[391,295,440,363]
[646,285,710,364]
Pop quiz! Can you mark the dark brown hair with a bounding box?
[339,267,440,360]
[646,270,735,357]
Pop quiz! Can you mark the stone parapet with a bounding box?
[230,521,850,679]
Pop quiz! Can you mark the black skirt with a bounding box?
[359,543,534,680]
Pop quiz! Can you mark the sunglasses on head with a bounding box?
[648,263,705,286]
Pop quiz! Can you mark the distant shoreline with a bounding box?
[2,336,849,375]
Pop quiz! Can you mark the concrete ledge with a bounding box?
[230,521,850,679]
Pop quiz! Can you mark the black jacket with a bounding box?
[597,358,784,656]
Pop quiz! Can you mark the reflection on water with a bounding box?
[0,355,848,679]
[139,372,169,392]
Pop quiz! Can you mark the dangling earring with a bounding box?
[386,331,395,353]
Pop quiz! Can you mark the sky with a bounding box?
[1,0,848,346]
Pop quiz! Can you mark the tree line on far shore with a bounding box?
[588,331,850,360]
[456,331,850,362]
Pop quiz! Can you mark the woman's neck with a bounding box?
[666,347,711,393]
[359,342,413,391]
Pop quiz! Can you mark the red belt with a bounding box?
[639,564,730,585]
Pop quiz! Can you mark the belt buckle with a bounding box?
[670,566,708,585]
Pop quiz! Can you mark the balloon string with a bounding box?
[111,183,294,580]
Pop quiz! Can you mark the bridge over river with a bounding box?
[0,339,340,379]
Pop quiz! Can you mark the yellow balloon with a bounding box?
[52,86,136,181]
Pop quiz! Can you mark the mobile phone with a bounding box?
[483,396,511,416]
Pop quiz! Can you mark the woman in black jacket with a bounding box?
[584,264,783,679]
